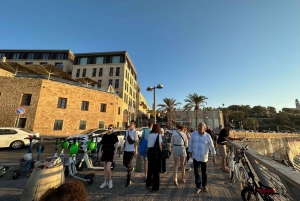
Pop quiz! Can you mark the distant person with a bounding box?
[98,125,119,189]
[183,127,191,171]
[188,122,216,194]
[122,120,139,187]
[141,121,153,181]
[39,180,88,201]
[161,127,171,173]
[217,123,243,173]
[214,125,222,149]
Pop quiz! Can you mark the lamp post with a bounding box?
[147,84,163,124]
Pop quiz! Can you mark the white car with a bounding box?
[0,127,40,149]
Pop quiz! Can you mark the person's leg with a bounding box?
[123,151,129,169]
[161,157,166,172]
[201,162,208,191]
[143,155,148,179]
[152,157,161,190]
[146,151,153,187]
[193,159,201,189]
[180,157,186,183]
[173,157,179,184]
[106,161,112,180]
[126,152,134,186]
[103,161,108,182]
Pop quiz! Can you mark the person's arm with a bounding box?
[121,132,127,153]
[159,135,163,150]
[134,131,138,157]
[171,133,174,146]
[188,133,193,158]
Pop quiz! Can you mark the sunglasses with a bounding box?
[108,128,112,130]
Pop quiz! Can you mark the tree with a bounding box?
[183,93,207,128]
[157,98,181,128]
[251,106,266,117]
[243,118,256,130]
[221,108,232,124]
[267,106,276,117]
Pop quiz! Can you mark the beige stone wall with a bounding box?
[0,68,14,77]
[0,76,123,136]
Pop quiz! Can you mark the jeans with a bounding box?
[123,151,134,183]
[193,159,207,188]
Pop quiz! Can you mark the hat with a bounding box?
[225,123,234,128]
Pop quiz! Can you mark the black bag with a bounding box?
[162,150,171,158]
[149,135,162,159]
[126,131,135,144]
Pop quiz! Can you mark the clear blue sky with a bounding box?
[2,0,300,112]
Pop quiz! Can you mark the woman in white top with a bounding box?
[146,124,163,192]
[171,124,188,186]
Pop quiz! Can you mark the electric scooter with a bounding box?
[64,137,95,185]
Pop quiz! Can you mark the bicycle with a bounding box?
[240,147,289,200]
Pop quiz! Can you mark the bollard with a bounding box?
[20,164,65,201]
[135,153,144,172]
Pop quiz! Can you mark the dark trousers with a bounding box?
[123,151,134,183]
[161,157,166,172]
[146,148,161,190]
[186,148,190,163]
[193,159,207,188]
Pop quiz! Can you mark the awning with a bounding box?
[0,62,40,75]
[75,77,98,85]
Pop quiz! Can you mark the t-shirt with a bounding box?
[217,128,229,144]
[147,133,163,148]
[124,129,139,152]
[100,133,118,151]
[142,128,151,140]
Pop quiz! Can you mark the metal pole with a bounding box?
[15,115,20,127]
[154,87,156,124]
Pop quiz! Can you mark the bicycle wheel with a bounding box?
[241,186,256,201]
[238,167,248,189]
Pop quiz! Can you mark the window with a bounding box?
[115,79,119,88]
[117,122,119,129]
[118,107,120,115]
[25,62,33,65]
[53,120,63,130]
[98,121,105,128]
[20,94,32,106]
[56,53,65,60]
[116,67,120,76]
[55,62,63,70]
[81,101,89,111]
[130,88,132,96]
[82,69,86,77]
[109,68,113,76]
[13,53,20,59]
[96,57,104,64]
[17,118,27,128]
[27,53,35,60]
[40,62,48,65]
[79,120,87,130]
[76,69,80,77]
[42,53,49,60]
[0,53,5,59]
[98,80,102,88]
[92,68,97,77]
[100,103,107,112]
[112,56,120,63]
[108,79,113,86]
[99,68,103,76]
[57,98,67,109]
[0,129,18,135]
[80,57,88,65]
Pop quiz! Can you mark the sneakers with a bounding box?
[129,167,135,174]
[203,186,208,192]
[185,167,191,171]
[195,188,201,194]
[99,181,108,189]
[108,180,113,189]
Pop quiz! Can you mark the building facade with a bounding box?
[72,51,139,128]
[0,50,74,74]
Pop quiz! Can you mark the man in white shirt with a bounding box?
[122,120,139,187]
[188,122,217,194]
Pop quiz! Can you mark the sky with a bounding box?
[1,0,300,112]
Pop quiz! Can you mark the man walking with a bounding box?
[188,122,216,194]
[141,122,153,181]
[122,120,139,187]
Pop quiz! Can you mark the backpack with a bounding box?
[138,138,148,156]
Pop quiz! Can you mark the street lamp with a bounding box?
[147,84,163,124]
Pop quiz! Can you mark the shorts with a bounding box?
[102,150,114,162]
[142,147,148,162]
[173,146,186,158]
[218,144,227,158]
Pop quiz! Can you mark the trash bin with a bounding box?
[20,164,65,201]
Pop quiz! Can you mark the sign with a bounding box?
[15,107,25,115]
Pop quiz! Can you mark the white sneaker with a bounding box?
[99,181,108,189]
[108,180,113,189]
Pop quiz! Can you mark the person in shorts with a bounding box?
[98,125,119,189]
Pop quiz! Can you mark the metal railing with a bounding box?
[230,141,300,201]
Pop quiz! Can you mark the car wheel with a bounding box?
[11,141,24,149]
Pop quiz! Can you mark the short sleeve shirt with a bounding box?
[217,128,229,144]
[124,129,138,152]
[101,133,118,151]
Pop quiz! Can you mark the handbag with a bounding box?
[149,134,162,159]
[162,150,171,158]
[138,138,148,156]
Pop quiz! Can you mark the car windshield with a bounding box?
[19,128,35,133]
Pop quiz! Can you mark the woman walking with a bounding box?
[98,125,119,189]
[171,124,188,185]
[146,124,163,191]
[161,128,171,173]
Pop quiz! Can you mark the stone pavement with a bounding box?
[0,155,242,201]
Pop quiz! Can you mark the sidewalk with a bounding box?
[0,155,242,201]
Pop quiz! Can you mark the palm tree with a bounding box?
[183,93,208,127]
[157,98,181,128]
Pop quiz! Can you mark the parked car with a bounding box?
[0,127,40,149]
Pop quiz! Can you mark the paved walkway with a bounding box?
[0,155,242,201]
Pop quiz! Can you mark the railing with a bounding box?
[230,141,300,201]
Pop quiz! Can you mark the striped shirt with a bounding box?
[188,131,216,162]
